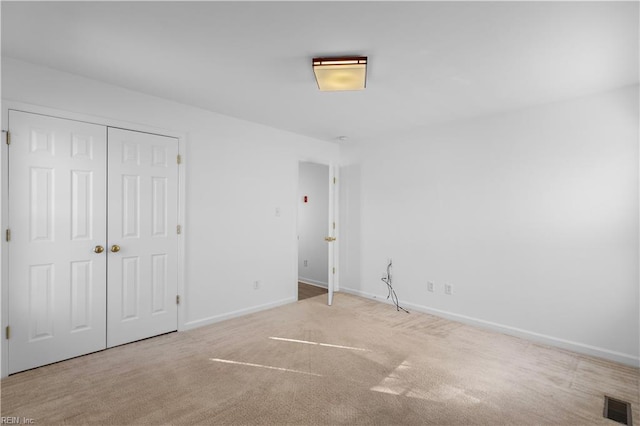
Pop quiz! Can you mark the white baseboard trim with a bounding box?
[340,287,640,367]
[182,297,296,331]
[298,278,328,289]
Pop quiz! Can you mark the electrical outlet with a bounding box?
[303,260,308,267]
[254,280,261,290]
[444,284,452,295]
[427,281,434,292]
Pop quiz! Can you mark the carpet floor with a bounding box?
[1,293,638,425]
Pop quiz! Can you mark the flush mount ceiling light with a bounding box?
[312,56,367,91]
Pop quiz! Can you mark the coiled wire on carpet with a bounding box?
[381,259,409,314]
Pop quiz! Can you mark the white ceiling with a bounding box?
[2,1,638,143]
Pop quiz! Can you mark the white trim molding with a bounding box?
[298,278,328,289]
[183,297,296,331]
[340,287,640,368]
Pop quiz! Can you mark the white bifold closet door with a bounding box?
[106,128,178,347]
[8,111,108,374]
[7,111,179,374]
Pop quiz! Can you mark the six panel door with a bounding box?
[106,128,179,348]
[8,111,108,374]
[7,111,180,373]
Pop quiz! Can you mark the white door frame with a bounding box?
[0,101,187,378]
[295,160,339,305]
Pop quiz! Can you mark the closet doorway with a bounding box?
[6,110,179,374]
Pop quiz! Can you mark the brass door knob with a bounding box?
[93,245,105,254]
[110,244,121,253]
[324,237,336,242]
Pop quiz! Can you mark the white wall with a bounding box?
[3,57,638,369]
[340,85,640,366]
[298,162,329,287]
[1,58,339,331]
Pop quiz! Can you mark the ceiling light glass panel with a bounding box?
[313,57,367,91]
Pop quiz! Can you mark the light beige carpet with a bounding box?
[1,293,638,425]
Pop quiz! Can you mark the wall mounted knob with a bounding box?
[93,245,105,254]
[110,244,121,253]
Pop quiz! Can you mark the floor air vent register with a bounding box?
[604,396,632,425]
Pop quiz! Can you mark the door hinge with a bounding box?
[5,228,11,242]
[332,267,336,275]
[176,295,180,305]
[177,154,182,164]
[4,130,10,145]
[333,177,336,184]
[333,222,336,230]
[177,225,182,235]
[5,326,10,340]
